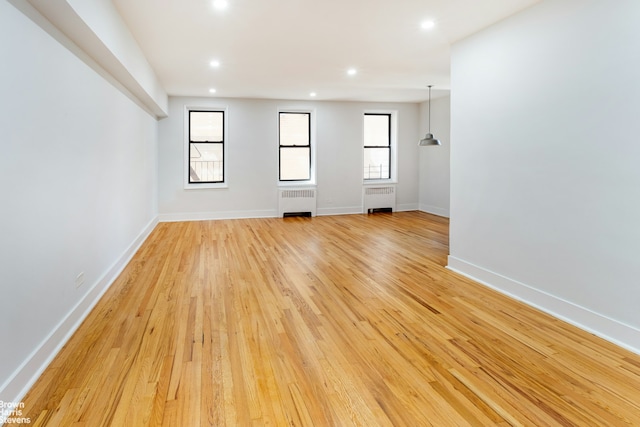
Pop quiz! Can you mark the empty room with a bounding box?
[1,0,640,425]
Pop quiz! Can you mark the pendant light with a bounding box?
[419,85,441,146]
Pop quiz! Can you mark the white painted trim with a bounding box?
[317,206,364,216]
[396,203,419,212]
[447,256,640,355]
[277,182,317,188]
[419,204,450,218]
[277,108,317,186]
[160,205,404,220]
[363,180,398,186]
[276,185,316,194]
[0,216,159,404]
[159,210,278,222]
[159,205,424,221]
[362,109,398,183]
[183,106,229,190]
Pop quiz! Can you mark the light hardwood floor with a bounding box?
[10,212,640,426]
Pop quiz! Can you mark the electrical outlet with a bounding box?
[75,272,85,288]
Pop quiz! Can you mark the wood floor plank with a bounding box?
[9,212,640,426]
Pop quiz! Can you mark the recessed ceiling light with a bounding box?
[209,88,217,94]
[421,20,436,30]
[347,68,357,76]
[213,0,228,10]
[310,92,317,97]
[210,60,221,68]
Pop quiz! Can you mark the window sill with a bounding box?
[278,181,316,188]
[184,182,229,190]
[363,180,397,186]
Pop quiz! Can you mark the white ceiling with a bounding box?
[113,0,539,102]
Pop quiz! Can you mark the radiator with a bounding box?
[363,186,396,213]
[278,188,317,217]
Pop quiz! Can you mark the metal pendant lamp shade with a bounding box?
[419,132,440,146]
[419,85,441,146]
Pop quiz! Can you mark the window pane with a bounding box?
[364,147,390,179]
[280,113,310,146]
[364,114,390,147]
[190,111,223,142]
[190,143,223,182]
[280,147,310,180]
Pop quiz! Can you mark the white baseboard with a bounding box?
[447,256,640,355]
[316,206,363,216]
[159,205,427,221]
[160,207,373,220]
[316,204,420,216]
[419,204,450,218]
[0,216,159,405]
[159,209,277,222]
[396,203,419,212]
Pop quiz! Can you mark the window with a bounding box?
[363,113,391,180]
[279,112,311,181]
[188,110,224,184]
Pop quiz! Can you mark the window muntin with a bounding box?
[364,113,391,180]
[279,112,311,181]
[189,110,224,184]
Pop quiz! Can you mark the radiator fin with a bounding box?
[281,189,316,199]
[365,187,394,196]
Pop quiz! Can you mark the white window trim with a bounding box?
[277,107,317,187]
[363,109,398,185]
[184,105,229,190]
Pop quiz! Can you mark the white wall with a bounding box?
[449,0,640,352]
[66,0,168,114]
[0,0,158,402]
[419,95,450,217]
[158,97,421,219]
[13,0,168,118]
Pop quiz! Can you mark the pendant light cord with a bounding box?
[428,85,432,134]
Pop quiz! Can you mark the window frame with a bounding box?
[184,106,228,189]
[278,110,315,184]
[363,111,397,183]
